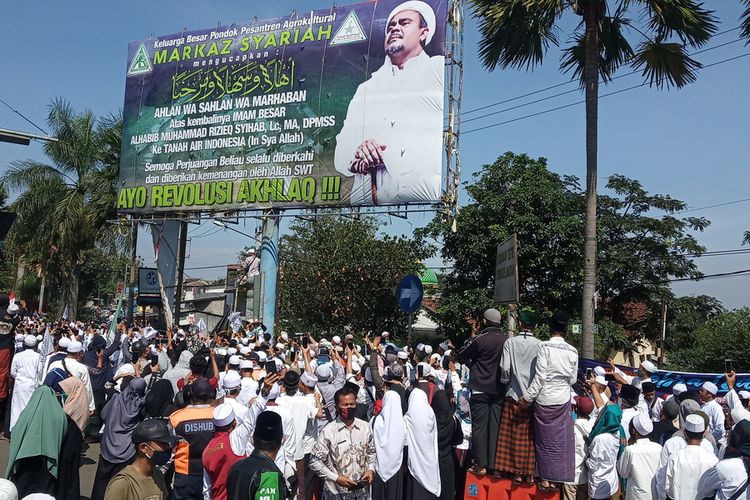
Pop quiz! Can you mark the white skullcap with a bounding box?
[6,303,18,314]
[430,353,441,361]
[23,335,37,347]
[416,343,425,351]
[595,375,607,386]
[345,372,357,382]
[702,381,718,395]
[257,352,267,362]
[216,348,227,357]
[67,341,83,353]
[150,346,159,356]
[351,360,362,374]
[229,355,240,366]
[227,347,237,356]
[672,383,687,395]
[0,478,17,500]
[14,334,23,343]
[594,366,606,376]
[732,406,750,426]
[316,364,332,382]
[240,346,251,355]
[332,335,341,344]
[641,360,658,374]
[387,1,436,45]
[36,334,42,342]
[739,390,750,399]
[239,359,254,370]
[213,403,235,427]
[223,371,241,390]
[423,345,433,355]
[381,331,390,337]
[301,371,318,388]
[632,412,653,436]
[397,351,408,360]
[275,343,285,350]
[418,362,432,378]
[281,332,289,341]
[267,382,280,400]
[684,413,706,433]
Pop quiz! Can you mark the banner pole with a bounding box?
[173,219,188,327]
[127,216,138,325]
[260,209,280,334]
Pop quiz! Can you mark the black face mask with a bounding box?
[146,444,172,466]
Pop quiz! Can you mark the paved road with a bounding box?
[0,438,100,500]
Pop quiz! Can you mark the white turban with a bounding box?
[386,1,437,45]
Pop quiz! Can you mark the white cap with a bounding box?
[416,343,425,351]
[257,352,267,363]
[316,364,332,382]
[223,371,241,390]
[351,360,362,374]
[594,366,606,376]
[213,403,235,427]
[418,362,432,378]
[275,342,285,350]
[386,1,437,45]
[36,334,42,342]
[430,353,441,362]
[702,381,718,395]
[241,338,250,345]
[6,303,18,314]
[423,345,433,355]
[739,390,750,399]
[23,335,37,347]
[732,407,750,426]
[632,413,653,436]
[14,334,23,343]
[281,332,289,341]
[641,360,658,373]
[240,346,251,355]
[67,341,83,353]
[301,371,318,388]
[684,413,706,433]
[397,351,408,360]
[595,375,607,386]
[58,337,70,349]
[227,347,237,356]
[228,355,241,366]
[672,383,687,395]
[332,335,341,344]
[216,348,227,357]
[239,360,254,370]
[382,331,390,337]
[0,478,18,500]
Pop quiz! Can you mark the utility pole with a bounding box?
[173,219,188,327]
[127,217,138,325]
[259,209,280,333]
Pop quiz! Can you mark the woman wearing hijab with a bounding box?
[90,377,147,500]
[143,378,177,419]
[585,404,624,499]
[83,331,120,439]
[163,350,193,394]
[57,377,90,500]
[699,419,750,499]
[372,391,407,500]
[405,389,441,500]
[5,385,68,498]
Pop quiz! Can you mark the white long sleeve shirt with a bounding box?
[655,434,717,500]
[266,403,298,479]
[617,438,662,500]
[586,432,620,499]
[569,418,594,485]
[523,337,578,406]
[333,51,444,205]
[48,357,95,412]
[702,399,727,443]
[698,458,750,500]
[665,444,719,500]
[276,392,318,460]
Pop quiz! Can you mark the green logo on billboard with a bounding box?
[330,11,367,46]
[128,43,152,76]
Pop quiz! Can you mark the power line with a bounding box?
[463,51,750,134]
[677,197,750,214]
[668,268,750,282]
[0,98,49,135]
[460,26,742,117]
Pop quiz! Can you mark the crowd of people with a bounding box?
[0,294,748,500]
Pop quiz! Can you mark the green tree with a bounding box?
[668,308,750,372]
[1,99,123,319]
[278,215,429,338]
[664,294,724,353]
[469,0,718,357]
[420,152,707,344]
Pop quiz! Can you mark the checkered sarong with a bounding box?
[494,397,535,475]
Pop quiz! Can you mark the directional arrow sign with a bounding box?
[396,274,424,314]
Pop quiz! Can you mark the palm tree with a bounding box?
[2,99,122,319]
[469,0,718,357]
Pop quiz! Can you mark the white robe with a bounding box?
[10,349,40,431]
[405,388,441,497]
[665,444,719,500]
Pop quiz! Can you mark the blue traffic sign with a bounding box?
[396,274,424,314]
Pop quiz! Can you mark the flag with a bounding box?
[36,327,52,385]
[157,270,174,329]
[108,294,124,344]
[197,318,207,339]
[229,312,242,334]
[62,305,69,320]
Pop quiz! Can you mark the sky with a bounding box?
[1,1,748,309]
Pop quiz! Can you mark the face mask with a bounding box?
[338,407,353,420]
[146,445,172,466]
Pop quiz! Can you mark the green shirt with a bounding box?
[104,464,167,500]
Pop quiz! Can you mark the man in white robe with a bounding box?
[47,340,95,413]
[334,0,444,205]
[9,335,40,431]
[666,414,719,500]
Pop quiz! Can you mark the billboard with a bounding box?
[117,0,448,214]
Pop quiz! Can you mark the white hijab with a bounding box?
[405,389,441,497]
[373,391,406,481]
